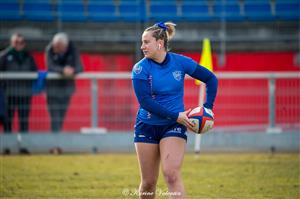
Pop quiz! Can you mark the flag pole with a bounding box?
[194,38,213,154]
[194,84,205,153]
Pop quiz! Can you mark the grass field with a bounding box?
[0,153,299,199]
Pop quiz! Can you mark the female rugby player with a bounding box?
[132,22,218,199]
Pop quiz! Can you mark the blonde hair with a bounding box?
[164,22,176,40]
[145,21,176,51]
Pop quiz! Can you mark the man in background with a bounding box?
[46,32,83,132]
[0,33,37,133]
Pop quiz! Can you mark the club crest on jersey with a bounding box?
[172,71,182,81]
[133,64,142,74]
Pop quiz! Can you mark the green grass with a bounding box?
[0,153,299,199]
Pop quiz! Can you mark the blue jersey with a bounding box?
[132,52,198,125]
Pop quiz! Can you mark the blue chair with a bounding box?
[214,3,244,21]
[89,0,114,4]
[243,0,270,2]
[88,1,117,22]
[150,0,177,2]
[119,1,143,22]
[58,2,86,22]
[149,2,179,21]
[275,0,299,2]
[214,0,241,4]
[244,2,275,21]
[182,2,212,22]
[23,0,52,2]
[0,2,21,21]
[276,2,300,21]
[23,2,54,21]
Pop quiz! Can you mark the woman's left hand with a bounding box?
[176,109,194,129]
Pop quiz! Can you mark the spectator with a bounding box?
[46,33,83,132]
[0,33,37,133]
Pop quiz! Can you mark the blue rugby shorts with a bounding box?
[134,117,187,144]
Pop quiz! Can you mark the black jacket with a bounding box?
[0,47,37,96]
[45,41,83,97]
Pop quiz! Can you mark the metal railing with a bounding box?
[0,72,299,133]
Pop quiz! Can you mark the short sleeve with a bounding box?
[175,54,198,75]
[131,63,148,80]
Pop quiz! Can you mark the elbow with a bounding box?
[213,75,218,92]
[210,73,218,86]
[207,73,218,84]
[206,74,218,93]
[214,75,218,86]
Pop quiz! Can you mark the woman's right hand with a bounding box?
[176,109,194,129]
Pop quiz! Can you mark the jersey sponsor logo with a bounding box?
[172,71,182,81]
[133,64,142,74]
[168,127,182,134]
[173,127,182,133]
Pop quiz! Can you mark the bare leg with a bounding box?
[135,143,160,199]
[160,137,186,199]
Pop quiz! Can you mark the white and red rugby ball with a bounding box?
[187,106,214,134]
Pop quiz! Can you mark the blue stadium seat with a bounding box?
[0,0,19,3]
[88,1,117,22]
[244,2,275,21]
[181,2,211,22]
[58,2,86,22]
[150,0,177,2]
[214,0,241,3]
[23,2,54,21]
[149,2,179,21]
[243,0,270,2]
[23,0,52,2]
[275,0,299,2]
[275,2,300,21]
[119,0,144,22]
[0,2,21,21]
[214,3,244,21]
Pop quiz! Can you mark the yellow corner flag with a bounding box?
[195,38,213,85]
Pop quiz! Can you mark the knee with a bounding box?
[162,168,179,185]
[140,178,157,191]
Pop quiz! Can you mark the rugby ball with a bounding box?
[187,106,214,134]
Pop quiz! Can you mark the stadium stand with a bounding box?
[0,0,299,22]
[275,1,300,21]
[244,1,275,21]
[88,0,118,22]
[0,1,297,53]
[119,0,145,22]
[23,1,55,22]
[181,1,212,22]
[148,0,179,21]
[0,0,298,52]
[213,1,245,22]
[0,1,21,21]
[58,1,86,22]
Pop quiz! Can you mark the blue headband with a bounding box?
[155,22,167,31]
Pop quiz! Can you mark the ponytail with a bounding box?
[144,21,177,51]
[164,22,176,41]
